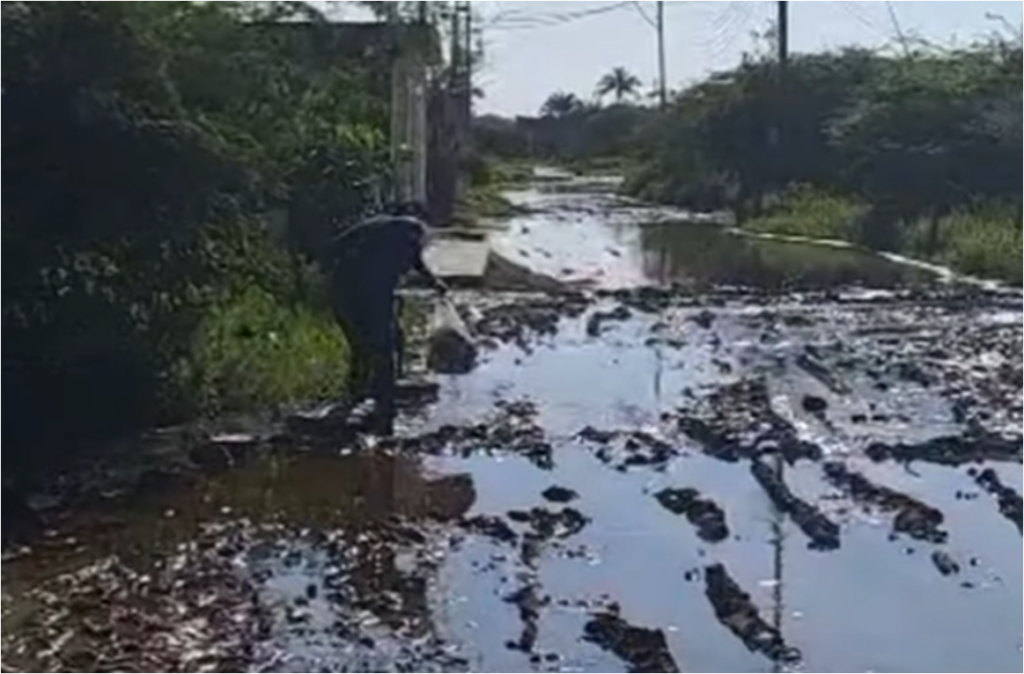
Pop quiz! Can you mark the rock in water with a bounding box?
[426,301,478,374]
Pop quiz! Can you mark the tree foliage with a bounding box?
[625,37,1023,240]
[3,2,393,466]
[475,81,656,166]
[596,66,642,103]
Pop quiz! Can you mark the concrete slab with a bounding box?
[424,238,490,287]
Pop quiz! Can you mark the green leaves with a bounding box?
[629,40,1022,223]
[4,1,394,453]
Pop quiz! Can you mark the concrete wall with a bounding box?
[427,84,458,227]
[390,56,430,205]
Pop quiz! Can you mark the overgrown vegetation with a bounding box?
[624,36,1022,282]
[473,66,656,170]
[3,2,404,479]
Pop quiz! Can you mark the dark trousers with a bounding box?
[334,292,405,431]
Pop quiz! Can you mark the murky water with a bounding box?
[4,175,1021,673]
[493,183,931,292]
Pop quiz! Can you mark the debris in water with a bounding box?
[822,462,947,544]
[583,610,679,673]
[677,379,823,465]
[703,563,800,665]
[931,550,961,576]
[972,467,1023,533]
[654,487,730,543]
[801,395,828,414]
[751,460,840,550]
[864,433,1021,466]
[426,301,478,375]
[585,304,632,337]
[503,583,548,653]
[506,506,589,540]
[541,485,579,504]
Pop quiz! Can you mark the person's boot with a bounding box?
[371,412,395,437]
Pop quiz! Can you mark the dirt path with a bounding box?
[3,175,1022,673]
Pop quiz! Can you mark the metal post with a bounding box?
[656,1,667,108]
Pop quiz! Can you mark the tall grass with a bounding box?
[908,205,1023,284]
[746,188,868,240]
[179,287,350,418]
[747,189,1022,284]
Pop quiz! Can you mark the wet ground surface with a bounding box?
[4,174,1022,673]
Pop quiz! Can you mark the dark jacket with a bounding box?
[331,214,440,315]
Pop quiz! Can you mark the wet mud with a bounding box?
[676,379,823,465]
[654,487,730,543]
[704,563,800,665]
[823,461,948,544]
[972,467,1023,533]
[582,608,679,673]
[751,460,841,550]
[4,172,1022,673]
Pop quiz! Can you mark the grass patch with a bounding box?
[454,183,521,226]
[567,155,634,177]
[908,205,1023,284]
[747,189,1022,284]
[491,160,536,186]
[746,189,867,240]
[179,286,350,417]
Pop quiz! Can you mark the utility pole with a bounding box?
[656,1,667,108]
[771,1,788,183]
[464,3,473,126]
[447,2,472,213]
[777,1,788,72]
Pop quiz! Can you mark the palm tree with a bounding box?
[596,66,642,103]
[540,91,584,118]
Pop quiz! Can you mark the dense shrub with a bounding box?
[2,2,394,478]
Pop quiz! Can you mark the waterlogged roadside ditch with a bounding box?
[2,174,1022,673]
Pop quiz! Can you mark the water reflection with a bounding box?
[500,183,933,292]
[3,451,479,672]
[197,452,476,527]
[637,221,929,291]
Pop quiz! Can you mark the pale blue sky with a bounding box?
[468,1,1023,115]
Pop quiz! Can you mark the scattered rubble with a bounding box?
[822,462,948,544]
[751,460,841,550]
[677,379,823,465]
[864,433,1021,467]
[654,487,730,543]
[583,609,679,673]
[541,485,579,504]
[972,467,1023,533]
[703,563,800,665]
[5,529,268,673]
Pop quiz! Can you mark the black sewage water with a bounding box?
[4,177,1021,673]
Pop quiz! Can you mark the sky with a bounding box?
[467,1,1024,116]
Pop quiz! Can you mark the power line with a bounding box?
[656,1,666,107]
[485,2,634,31]
[485,0,696,31]
[839,1,886,35]
[631,1,658,30]
[695,1,763,58]
[885,1,912,56]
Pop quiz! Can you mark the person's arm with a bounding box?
[412,253,448,295]
[402,219,448,295]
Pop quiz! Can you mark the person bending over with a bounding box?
[330,201,448,435]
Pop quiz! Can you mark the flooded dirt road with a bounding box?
[4,174,1022,673]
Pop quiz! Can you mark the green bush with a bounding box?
[2,2,394,482]
[908,205,1023,284]
[180,286,350,417]
[623,38,1022,282]
[746,188,868,240]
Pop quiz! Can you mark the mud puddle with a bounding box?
[4,176,1021,673]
